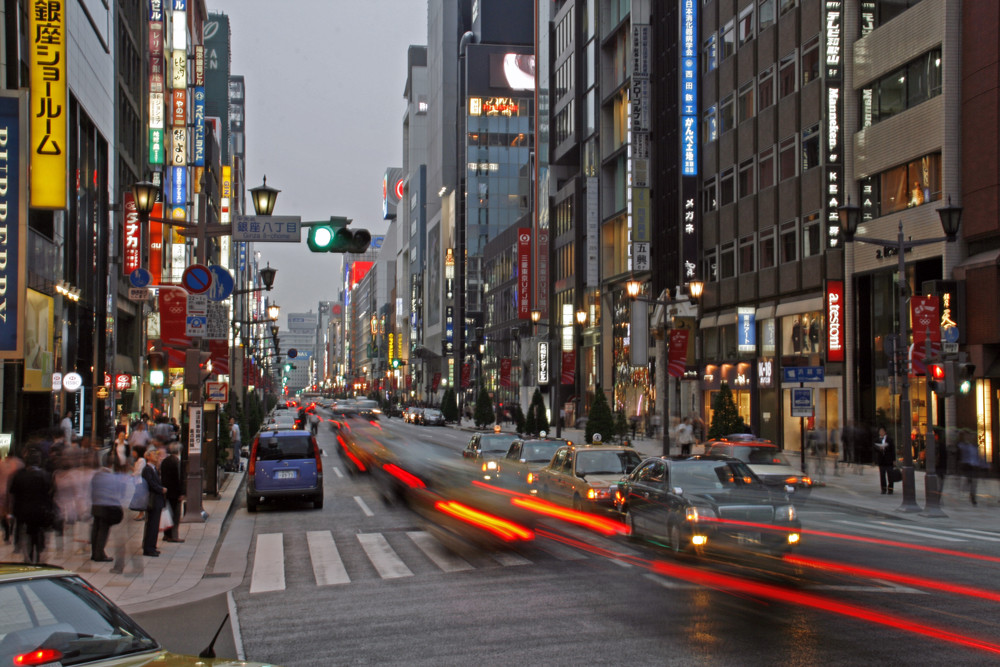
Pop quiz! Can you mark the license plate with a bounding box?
[737,532,761,545]
[275,470,297,480]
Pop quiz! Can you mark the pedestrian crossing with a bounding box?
[827,519,1000,544]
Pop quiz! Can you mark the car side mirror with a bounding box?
[672,487,683,495]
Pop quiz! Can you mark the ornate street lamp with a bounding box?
[131,180,158,217]
[268,303,281,321]
[249,176,280,216]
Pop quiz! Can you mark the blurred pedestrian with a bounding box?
[140,448,166,557]
[90,454,127,562]
[60,411,74,446]
[874,426,895,494]
[160,443,184,543]
[230,418,243,470]
[131,445,147,521]
[677,417,694,456]
[957,429,985,505]
[9,449,54,563]
[0,449,23,543]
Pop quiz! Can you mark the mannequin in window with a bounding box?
[809,315,821,353]
[791,316,803,354]
[909,180,925,207]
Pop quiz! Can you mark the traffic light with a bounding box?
[958,362,976,394]
[306,217,372,254]
[184,349,213,388]
[147,341,166,386]
[928,363,945,396]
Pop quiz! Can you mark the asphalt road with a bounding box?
[146,412,1000,666]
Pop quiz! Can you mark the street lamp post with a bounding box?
[575,308,587,428]
[625,279,704,457]
[531,310,561,438]
[838,199,962,514]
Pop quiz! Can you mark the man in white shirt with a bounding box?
[229,418,242,471]
[60,411,74,445]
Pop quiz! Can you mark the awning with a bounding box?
[716,311,737,326]
[775,296,824,317]
[113,354,135,375]
[699,315,717,329]
[411,345,441,360]
[955,249,1000,273]
[755,304,776,320]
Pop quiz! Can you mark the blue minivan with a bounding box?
[247,429,323,511]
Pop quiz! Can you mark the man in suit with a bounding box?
[140,448,166,556]
[874,426,896,495]
[160,443,184,543]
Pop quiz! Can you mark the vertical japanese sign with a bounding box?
[680,0,698,177]
[517,228,531,319]
[193,87,205,166]
[29,0,67,209]
[194,45,204,86]
[825,0,843,248]
[668,329,690,378]
[560,349,575,385]
[826,280,844,362]
[0,93,27,359]
[150,201,163,285]
[537,341,550,385]
[631,24,651,273]
[149,2,164,166]
[586,178,599,287]
[737,307,756,353]
[123,192,141,274]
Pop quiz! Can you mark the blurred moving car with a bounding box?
[419,408,446,426]
[0,564,274,666]
[702,437,813,498]
[403,407,423,423]
[463,430,520,479]
[496,437,571,491]
[534,444,643,511]
[247,429,323,511]
[616,456,801,556]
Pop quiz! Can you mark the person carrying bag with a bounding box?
[128,474,149,512]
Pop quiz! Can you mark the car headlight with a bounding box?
[685,506,716,522]
[526,472,535,484]
[482,461,498,471]
[775,505,796,522]
[587,486,612,500]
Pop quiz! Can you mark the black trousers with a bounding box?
[878,465,895,491]
[142,506,162,553]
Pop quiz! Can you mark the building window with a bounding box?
[704,247,719,282]
[779,0,796,15]
[720,167,736,206]
[759,145,776,190]
[780,220,798,263]
[738,5,754,47]
[759,0,775,31]
[721,20,736,60]
[868,0,926,32]
[759,228,776,269]
[802,211,822,257]
[738,158,755,198]
[868,152,943,216]
[704,34,718,73]
[703,178,718,212]
[738,81,755,123]
[801,124,820,171]
[758,66,775,110]
[720,241,736,279]
[779,52,797,98]
[720,93,735,134]
[703,105,718,143]
[860,49,942,125]
[801,35,820,86]
[739,235,756,273]
[779,136,797,181]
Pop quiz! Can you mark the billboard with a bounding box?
[0,93,27,359]
[29,0,67,209]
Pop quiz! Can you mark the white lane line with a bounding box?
[354,496,375,517]
[333,467,344,478]
[407,531,474,572]
[489,551,532,567]
[227,590,245,661]
[249,533,285,594]
[833,520,968,543]
[873,521,975,539]
[307,531,351,586]
[357,533,413,579]
[953,529,1000,543]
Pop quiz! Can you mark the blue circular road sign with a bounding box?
[287,348,298,359]
[182,264,213,294]
[943,326,960,344]
[129,268,152,288]
[207,265,235,301]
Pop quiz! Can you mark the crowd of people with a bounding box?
[0,413,186,567]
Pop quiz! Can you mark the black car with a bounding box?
[616,456,801,556]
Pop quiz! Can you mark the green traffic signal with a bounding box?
[306,217,372,254]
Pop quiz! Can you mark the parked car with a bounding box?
[702,437,813,498]
[419,408,446,426]
[495,437,571,491]
[403,407,424,423]
[616,456,802,556]
[534,444,644,512]
[247,429,323,511]
[0,564,275,666]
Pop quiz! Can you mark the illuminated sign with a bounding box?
[171,127,186,166]
[171,50,186,89]
[194,45,204,86]
[169,166,186,206]
[680,0,698,177]
[0,94,26,358]
[171,10,186,50]
[171,89,186,126]
[482,97,519,116]
[123,192,141,274]
[149,127,164,164]
[825,1,843,248]
[468,98,482,116]
[221,165,232,198]
[537,341,549,385]
[150,92,164,129]
[826,280,844,362]
[737,307,756,353]
[758,358,774,388]
[193,87,205,166]
[517,229,531,319]
[29,0,67,209]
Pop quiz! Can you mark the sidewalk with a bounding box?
[0,470,247,614]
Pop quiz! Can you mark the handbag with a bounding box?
[128,477,149,511]
[889,466,903,483]
[159,505,174,531]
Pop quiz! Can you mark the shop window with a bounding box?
[703,178,718,212]
[783,311,824,357]
[720,94,735,134]
[720,167,735,206]
[703,105,718,143]
[720,241,736,279]
[738,81,755,123]
[738,158,755,198]
[779,52,797,98]
[721,20,736,60]
[738,5,754,47]
[801,124,820,171]
[759,0,775,31]
[801,35,820,86]
[802,211,822,257]
[759,229,775,269]
[704,34,718,73]
[780,220,798,263]
[778,136,797,181]
[759,145,776,190]
[758,66,775,111]
[739,235,756,273]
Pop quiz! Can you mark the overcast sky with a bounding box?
[208,0,429,320]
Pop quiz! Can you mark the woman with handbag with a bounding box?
[874,426,896,495]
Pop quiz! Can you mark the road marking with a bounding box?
[540,541,588,561]
[357,533,413,579]
[834,520,967,543]
[354,496,374,517]
[407,531,474,572]
[307,531,351,585]
[250,533,285,594]
[489,551,532,567]
[954,528,1000,543]
[332,467,344,478]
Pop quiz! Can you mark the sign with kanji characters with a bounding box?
[29,0,67,209]
[517,228,531,319]
[232,215,302,242]
[123,193,142,274]
[205,302,229,340]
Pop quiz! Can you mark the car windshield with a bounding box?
[424,410,442,417]
[739,446,792,466]
[520,440,564,463]
[257,434,314,460]
[670,460,761,491]
[479,434,516,455]
[0,575,158,666]
[575,450,643,475]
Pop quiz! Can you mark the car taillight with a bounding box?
[14,648,63,666]
[313,437,323,473]
[248,440,258,476]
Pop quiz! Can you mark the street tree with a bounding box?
[586,385,615,444]
[441,388,459,423]
[614,410,629,443]
[474,387,496,429]
[512,403,526,434]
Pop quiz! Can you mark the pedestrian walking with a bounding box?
[0,449,23,543]
[160,444,184,543]
[140,448,166,557]
[9,449,54,563]
[60,411,74,446]
[874,426,896,494]
[808,428,826,481]
[90,454,127,562]
[957,428,986,505]
[229,418,242,471]
[677,417,694,456]
[131,445,147,521]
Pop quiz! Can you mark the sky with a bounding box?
[208,0,429,320]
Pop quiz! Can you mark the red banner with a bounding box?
[123,193,141,274]
[910,340,941,377]
[158,287,189,367]
[209,339,229,375]
[150,202,163,285]
[911,296,940,343]
[500,358,512,388]
[432,372,442,392]
[560,350,575,385]
[517,228,531,319]
[826,279,844,362]
[461,363,471,388]
[405,374,412,389]
[668,329,690,378]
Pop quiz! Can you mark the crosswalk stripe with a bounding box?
[954,528,1000,543]
[407,531,474,572]
[332,467,344,478]
[489,551,532,567]
[833,520,968,543]
[250,533,285,594]
[872,521,971,539]
[354,496,375,517]
[357,533,413,579]
[307,531,351,585]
